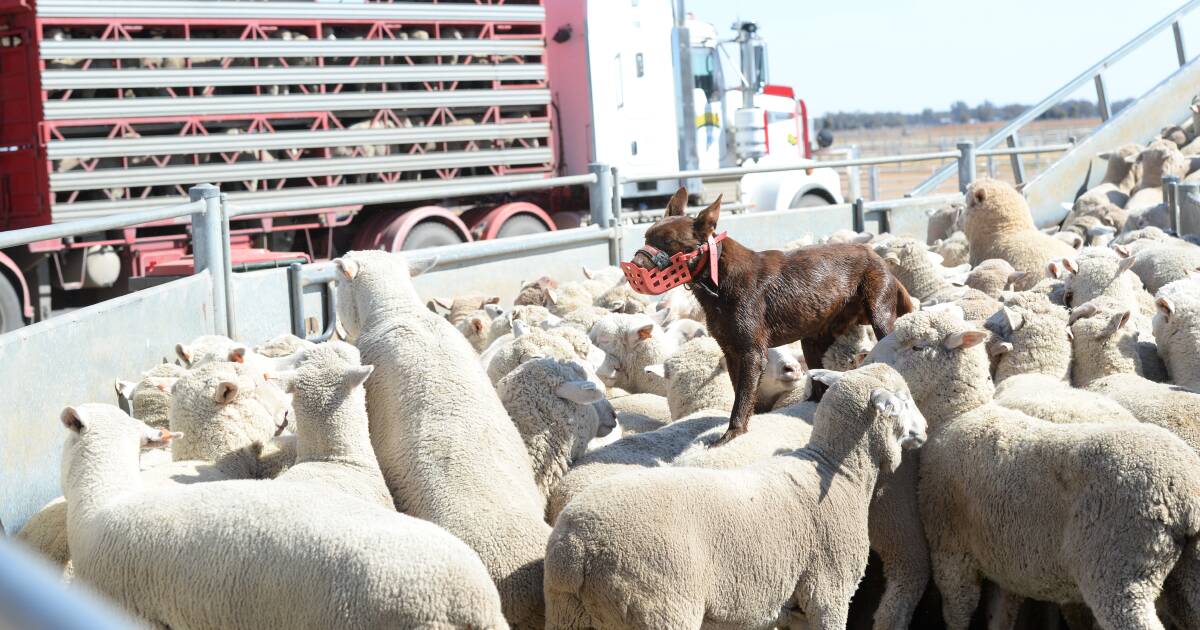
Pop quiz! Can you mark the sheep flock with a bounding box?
[13,109,1200,630]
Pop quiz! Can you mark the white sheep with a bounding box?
[594,282,651,314]
[993,373,1137,425]
[589,312,675,396]
[607,392,671,434]
[874,237,998,320]
[544,364,927,629]
[1152,278,1200,391]
[1062,144,1141,230]
[174,334,242,367]
[656,286,706,324]
[60,404,509,629]
[963,258,1017,299]
[251,333,315,358]
[271,341,392,508]
[931,231,970,268]
[496,357,615,502]
[983,292,1071,383]
[333,250,549,628]
[1070,297,1200,454]
[168,360,290,465]
[866,308,1200,630]
[456,308,494,353]
[963,178,1078,290]
[115,362,186,428]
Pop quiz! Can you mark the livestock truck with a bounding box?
[0,0,842,332]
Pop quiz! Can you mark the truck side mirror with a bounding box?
[817,129,834,149]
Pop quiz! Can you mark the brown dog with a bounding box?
[630,188,915,445]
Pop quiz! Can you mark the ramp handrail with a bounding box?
[911,0,1200,195]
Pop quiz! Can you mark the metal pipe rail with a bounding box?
[51,147,553,191]
[37,0,546,22]
[0,539,137,630]
[911,0,1200,195]
[52,173,555,221]
[47,122,550,160]
[975,143,1072,157]
[42,64,547,91]
[0,199,201,249]
[621,151,960,184]
[226,173,598,217]
[43,88,551,120]
[40,38,543,62]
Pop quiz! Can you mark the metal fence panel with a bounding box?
[412,241,612,305]
[228,267,301,347]
[0,272,214,533]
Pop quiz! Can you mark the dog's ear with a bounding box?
[693,195,721,238]
[665,187,688,217]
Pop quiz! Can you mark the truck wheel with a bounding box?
[495,214,549,239]
[790,192,833,208]
[0,273,23,333]
[401,221,465,251]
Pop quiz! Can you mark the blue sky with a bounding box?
[684,0,1198,116]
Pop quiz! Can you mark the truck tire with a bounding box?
[401,221,465,251]
[0,273,23,333]
[790,191,834,208]
[495,214,549,239]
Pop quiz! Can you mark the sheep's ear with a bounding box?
[334,320,349,341]
[344,365,374,388]
[943,330,987,350]
[808,369,842,388]
[988,341,1013,357]
[484,296,500,305]
[609,300,626,312]
[1157,296,1175,320]
[214,381,239,405]
[470,317,485,335]
[693,195,721,236]
[665,187,688,217]
[1060,202,1075,213]
[1112,244,1132,258]
[651,306,672,326]
[227,346,247,364]
[60,406,87,434]
[1002,307,1024,332]
[1116,255,1137,275]
[1124,155,1139,165]
[883,252,902,266]
[1110,310,1132,332]
[1061,257,1078,275]
[512,320,530,338]
[556,380,604,405]
[870,388,901,417]
[1045,261,1062,279]
[581,265,597,280]
[333,257,358,280]
[142,425,181,449]
[1068,302,1097,325]
[1007,270,1028,287]
[1097,151,1113,161]
[854,350,870,367]
[636,324,654,340]
[545,288,559,306]
[271,369,299,394]
[484,303,505,319]
[115,380,137,399]
[408,256,438,277]
[972,186,987,204]
[1066,328,1074,342]
[644,364,666,378]
[155,378,176,393]
[430,297,452,311]
[538,313,563,330]
[175,343,193,366]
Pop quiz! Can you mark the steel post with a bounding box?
[1175,20,1187,66]
[1179,182,1200,237]
[846,146,862,203]
[1094,74,1110,121]
[1007,133,1026,185]
[869,166,880,201]
[219,193,235,339]
[287,262,305,338]
[956,142,977,193]
[1165,175,1181,233]
[590,163,621,266]
[852,198,866,233]
[189,183,227,337]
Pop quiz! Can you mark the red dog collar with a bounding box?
[621,232,727,295]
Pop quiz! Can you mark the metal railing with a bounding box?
[911,0,1200,195]
[1,141,1073,343]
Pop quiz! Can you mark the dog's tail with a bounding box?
[895,282,917,316]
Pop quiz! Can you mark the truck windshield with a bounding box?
[691,48,718,100]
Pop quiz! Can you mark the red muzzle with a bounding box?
[621,232,727,295]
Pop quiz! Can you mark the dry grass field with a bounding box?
[822,118,1100,200]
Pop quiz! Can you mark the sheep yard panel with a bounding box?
[228,266,327,346]
[0,271,215,532]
